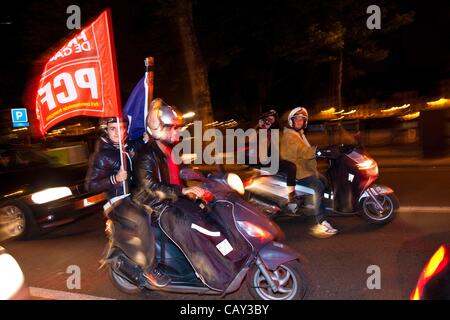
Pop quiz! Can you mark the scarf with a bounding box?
[157,141,182,186]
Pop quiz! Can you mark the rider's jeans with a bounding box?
[297,174,328,224]
[278,160,297,187]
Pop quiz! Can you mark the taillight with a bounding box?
[243,178,254,187]
[236,221,273,241]
[424,246,447,279]
[411,245,449,300]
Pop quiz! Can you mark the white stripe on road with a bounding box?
[29,287,115,300]
[399,206,450,213]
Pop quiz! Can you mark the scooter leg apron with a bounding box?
[158,198,251,292]
[110,198,156,271]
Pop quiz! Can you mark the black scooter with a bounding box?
[244,144,399,224]
[102,168,307,300]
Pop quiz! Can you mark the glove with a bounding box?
[182,186,214,202]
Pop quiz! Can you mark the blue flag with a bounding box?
[123,77,146,140]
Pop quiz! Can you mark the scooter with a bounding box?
[102,168,308,300]
[244,144,399,225]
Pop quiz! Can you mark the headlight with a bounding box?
[226,173,245,195]
[31,187,72,204]
[0,252,25,300]
[356,157,379,176]
[236,221,273,241]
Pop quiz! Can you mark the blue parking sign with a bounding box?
[11,108,29,127]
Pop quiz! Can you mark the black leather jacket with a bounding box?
[85,136,141,200]
[131,139,183,217]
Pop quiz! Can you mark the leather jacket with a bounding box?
[131,139,183,217]
[85,136,141,200]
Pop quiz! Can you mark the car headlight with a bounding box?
[226,173,245,195]
[0,252,25,300]
[31,187,72,204]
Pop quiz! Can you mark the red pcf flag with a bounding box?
[35,9,121,134]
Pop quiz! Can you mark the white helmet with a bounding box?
[146,98,184,140]
[288,107,308,130]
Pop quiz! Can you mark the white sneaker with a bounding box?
[321,220,338,233]
[309,221,338,238]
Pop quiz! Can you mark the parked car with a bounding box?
[411,244,450,300]
[0,145,105,240]
[0,246,29,299]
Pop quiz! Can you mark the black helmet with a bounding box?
[258,109,279,129]
[99,117,117,131]
[259,109,278,120]
[98,117,129,141]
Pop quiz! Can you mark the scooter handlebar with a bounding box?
[317,144,358,159]
[316,146,341,159]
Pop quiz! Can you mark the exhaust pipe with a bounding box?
[249,197,281,214]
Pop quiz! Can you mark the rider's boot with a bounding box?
[283,191,303,215]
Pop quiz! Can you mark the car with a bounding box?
[0,246,29,299]
[411,244,450,300]
[0,145,106,240]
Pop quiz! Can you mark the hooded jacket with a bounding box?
[280,127,318,179]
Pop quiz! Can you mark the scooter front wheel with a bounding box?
[109,267,141,295]
[247,260,307,300]
[361,193,399,225]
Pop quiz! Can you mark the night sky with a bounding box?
[1,0,449,121]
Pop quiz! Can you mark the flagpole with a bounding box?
[116,117,128,195]
[144,57,154,127]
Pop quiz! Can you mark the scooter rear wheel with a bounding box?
[247,260,307,300]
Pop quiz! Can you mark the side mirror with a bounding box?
[179,168,205,182]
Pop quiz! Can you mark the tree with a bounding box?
[173,0,213,123]
[151,0,214,124]
[273,0,415,108]
[194,0,415,114]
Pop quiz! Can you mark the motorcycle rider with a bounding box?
[85,117,173,287]
[130,98,211,287]
[85,117,134,200]
[251,109,302,213]
[280,107,338,238]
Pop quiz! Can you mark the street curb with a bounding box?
[29,287,115,300]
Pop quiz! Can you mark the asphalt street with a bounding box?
[3,167,450,300]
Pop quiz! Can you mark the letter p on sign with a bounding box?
[11,108,29,128]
